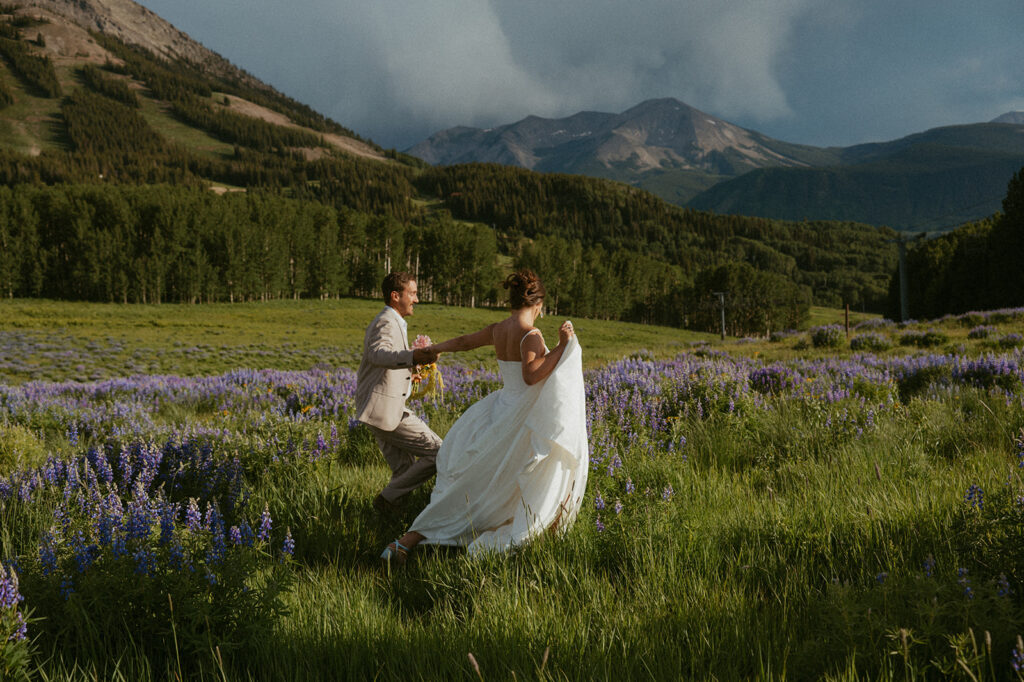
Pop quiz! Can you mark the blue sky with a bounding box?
[135,0,1024,151]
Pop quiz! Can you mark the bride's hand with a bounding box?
[559,320,574,344]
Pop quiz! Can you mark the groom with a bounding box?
[356,271,442,514]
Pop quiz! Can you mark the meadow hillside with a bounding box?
[1,300,1024,679]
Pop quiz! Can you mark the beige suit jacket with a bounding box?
[355,306,416,431]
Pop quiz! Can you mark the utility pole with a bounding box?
[712,291,726,340]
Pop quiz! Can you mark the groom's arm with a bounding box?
[365,316,417,369]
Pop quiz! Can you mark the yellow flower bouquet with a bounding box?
[409,334,444,401]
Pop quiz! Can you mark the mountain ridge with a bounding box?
[409,101,1024,229]
[408,97,837,179]
[23,0,264,91]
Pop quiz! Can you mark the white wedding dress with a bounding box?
[410,333,589,555]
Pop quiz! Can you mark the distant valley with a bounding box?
[408,99,1024,231]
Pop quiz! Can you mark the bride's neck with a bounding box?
[512,307,537,325]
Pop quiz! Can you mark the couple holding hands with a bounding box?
[354,270,588,567]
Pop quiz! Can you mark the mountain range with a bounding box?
[408,99,1024,231]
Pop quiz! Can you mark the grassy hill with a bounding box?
[689,125,1024,231]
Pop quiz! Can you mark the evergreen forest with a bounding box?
[887,167,1024,320]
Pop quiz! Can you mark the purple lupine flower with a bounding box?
[964,484,984,510]
[614,499,623,515]
[238,520,255,547]
[168,540,192,572]
[662,485,674,501]
[59,577,74,601]
[71,531,98,574]
[38,533,58,576]
[228,526,243,546]
[957,567,974,599]
[625,478,635,495]
[922,555,935,578]
[257,504,272,542]
[595,516,605,533]
[594,492,606,511]
[876,572,888,584]
[204,502,224,535]
[0,563,27,640]
[281,528,295,559]
[111,532,128,559]
[0,565,23,611]
[1012,645,1024,673]
[205,568,218,586]
[184,498,202,532]
[159,502,177,546]
[134,548,157,576]
[997,574,1011,598]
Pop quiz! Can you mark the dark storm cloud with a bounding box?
[136,0,1024,149]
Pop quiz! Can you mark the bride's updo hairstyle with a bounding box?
[503,269,545,309]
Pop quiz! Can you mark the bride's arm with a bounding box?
[522,321,574,385]
[430,324,495,354]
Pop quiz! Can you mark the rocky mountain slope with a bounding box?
[1,0,386,162]
[408,98,837,192]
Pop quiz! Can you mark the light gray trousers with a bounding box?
[366,412,441,503]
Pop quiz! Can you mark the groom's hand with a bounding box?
[413,347,439,365]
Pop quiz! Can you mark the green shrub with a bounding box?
[811,325,845,349]
[0,423,48,473]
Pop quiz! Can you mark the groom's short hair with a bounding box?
[382,271,415,304]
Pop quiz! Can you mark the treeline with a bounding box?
[0,184,497,306]
[0,34,59,97]
[416,163,896,312]
[515,234,809,330]
[62,90,168,156]
[92,33,369,144]
[0,179,809,332]
[80,64,138,107]
[887,167,1024,319]
[171,94,323,152]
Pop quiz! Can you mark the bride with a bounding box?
[380,270,589,566]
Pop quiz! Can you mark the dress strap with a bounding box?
[519,328,542,349]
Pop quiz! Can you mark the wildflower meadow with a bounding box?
[1,301,1024,680]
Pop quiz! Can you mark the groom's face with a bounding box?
[391,280,419,317]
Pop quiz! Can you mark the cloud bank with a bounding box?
[137,0,1024,149]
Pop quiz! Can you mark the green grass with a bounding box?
[0,63,65,153]
[137,93,236,160]
[0,298,717,383]
[2,300,1024,680]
